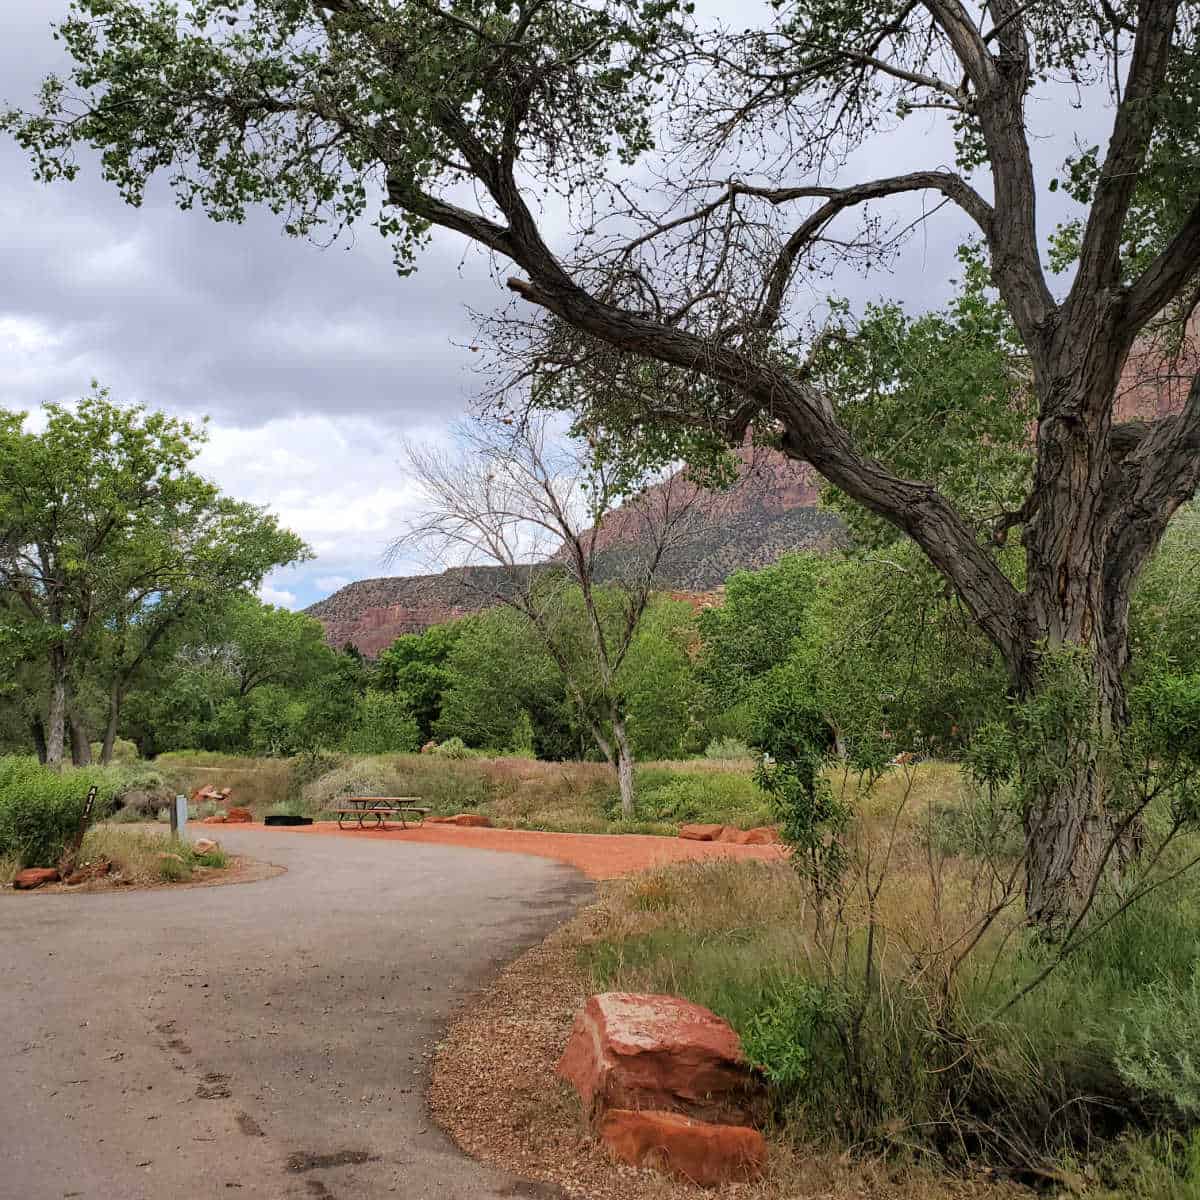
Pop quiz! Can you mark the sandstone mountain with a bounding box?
[306,450,845,656]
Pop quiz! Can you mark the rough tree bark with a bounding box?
[100,680,124,766]
[30,716,47,765]
[45,647,67,770]
[610,712,636,821]
[68,706,92,768]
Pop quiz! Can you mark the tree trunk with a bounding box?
[612,713,636,819]
[45,649,67,770]
[101,680,123,765]
[68,707,92,767]
[1017,569,1130,934]
[30,716,47,765]
[1020,690,1123,935]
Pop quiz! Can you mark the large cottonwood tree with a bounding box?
[8,0,1200,927]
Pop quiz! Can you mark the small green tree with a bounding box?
[376,623,462,741]
[343,692,421,755]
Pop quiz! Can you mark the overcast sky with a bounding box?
[0,2,1092,609]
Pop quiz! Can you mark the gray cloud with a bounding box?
[0,1,1106,607]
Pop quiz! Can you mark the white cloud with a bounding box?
[260,584,299,609]
[315,575,351,592]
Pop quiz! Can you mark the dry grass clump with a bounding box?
[80,825,227,884]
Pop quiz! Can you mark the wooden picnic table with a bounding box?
[330,796,430,830]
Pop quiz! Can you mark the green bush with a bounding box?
[607,770,772,827]
[1114,967,1200,1120]
[703,736,754,760]
[0,757,118,867]
[88,737,139,763]
[430,736,473,759]
[741,978,831,1090]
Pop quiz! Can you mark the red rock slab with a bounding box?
[13,867,60,890]
[744,826,782,845]
[678,824,725,842]
[558,992,762,1124]
[599,1108,766,1187]
[718,826,781,846]
[426,813,493,828]
[224,808,253,824]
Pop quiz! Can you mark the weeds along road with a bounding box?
[0,827,591,1200]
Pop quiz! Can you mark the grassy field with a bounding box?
[154,750,774,834]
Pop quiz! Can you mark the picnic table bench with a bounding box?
[330,796,430,830]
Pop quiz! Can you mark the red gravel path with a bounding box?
[245,821,785,879]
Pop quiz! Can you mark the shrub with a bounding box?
[740,978,831,1090]
[301,757,400,814]
[607,770,772,827]
[430,736,473,759]
[0,757,119,867]
[343,693,421,755]
[703,736,754,761]
[1114,967,1200,1120]
[88,737,139,763]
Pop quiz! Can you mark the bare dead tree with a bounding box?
[397,415,711,816]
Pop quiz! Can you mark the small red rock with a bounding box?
[599,1108,766,1187]
[14,867,60,890]
[678,824,724,842]
[558,992,762,1124]
[739,826,781,845]
[201,814,227,824]
[224,807,253,824]
[65,860,112,886]
[192,838,220,855]
[427,813,492,827]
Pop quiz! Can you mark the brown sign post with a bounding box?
[58,784,99,877]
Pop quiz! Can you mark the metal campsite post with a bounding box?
[170,793,188,837]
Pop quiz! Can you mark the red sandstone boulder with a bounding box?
[427,813,493,828]
[14,867,60,890]
[557,992,762,1124]
[201,814,227,825]
[717,826,782,845]
[678,824,725,842]
[192,839,220,856]
[740,826,781,845]
[599,1109,766,1187]
[224,807,253,824]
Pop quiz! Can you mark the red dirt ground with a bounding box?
[246,821,786,879]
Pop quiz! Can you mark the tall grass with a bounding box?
[580,760,1200,1192]
[154,752,293,810]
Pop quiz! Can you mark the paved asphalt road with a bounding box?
[1,827,592,1200]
